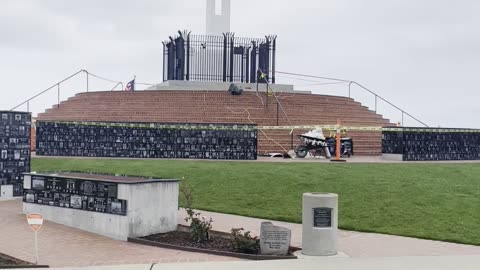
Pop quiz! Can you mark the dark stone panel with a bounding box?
[0,111,31,196]
[36,121,257,160]
[382,127,480,161]
[23,174,127,216]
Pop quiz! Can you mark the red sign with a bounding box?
[26,213,43,231]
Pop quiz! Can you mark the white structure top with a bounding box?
[206,0,231,35]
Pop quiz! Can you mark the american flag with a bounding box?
[125,79,135,92]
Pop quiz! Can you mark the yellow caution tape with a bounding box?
[39,121,480,133]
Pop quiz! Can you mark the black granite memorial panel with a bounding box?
[36,121,257,160]
[0,111,31,196]
[23,174,127,215]
[382,127,480,161]
[313,207,332,228]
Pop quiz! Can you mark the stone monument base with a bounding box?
[147,80,308,93]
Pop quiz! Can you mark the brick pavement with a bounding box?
[0,199,238,268]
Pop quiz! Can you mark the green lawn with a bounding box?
[32,158,480,245]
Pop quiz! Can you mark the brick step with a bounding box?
[37,90,392,157]
[38,113,387,124]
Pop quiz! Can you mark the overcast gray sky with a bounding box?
[1,0,479,128]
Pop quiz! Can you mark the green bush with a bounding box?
[230,228,260,254]
[181,177,213,243]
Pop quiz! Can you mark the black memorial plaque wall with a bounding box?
[23,174,127,215]
[0,111,31,196]
[36,121,257,160]
[382,127,480,161]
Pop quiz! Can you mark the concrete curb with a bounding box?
[127,237,297,261]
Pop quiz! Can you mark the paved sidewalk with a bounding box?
[22,255,480,270]
[178,209,480,257]
[0,199,238,268]
[2,199,480,268]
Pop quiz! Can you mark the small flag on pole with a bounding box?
[125,78,135,92]
[257,69,268,83]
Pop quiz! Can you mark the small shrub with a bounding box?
[180,177,213,243]
[230,228,260,254]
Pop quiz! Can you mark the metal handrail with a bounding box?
[110,82,124,91]
[10,70,88,111]
[277,71,429,127]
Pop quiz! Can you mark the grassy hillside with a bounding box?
[32,158,480,245]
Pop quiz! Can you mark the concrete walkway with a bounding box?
[21,255,480,270]
[0,199,238,267]
[178,209,480,257]
[2,199,480,268]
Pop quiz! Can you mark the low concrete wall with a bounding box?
[381,154,403,161]
[0,185,13,200]
[120,182,178,237]
[23,181,179,241]
[148,81,300,93]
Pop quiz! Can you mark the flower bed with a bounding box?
[0,253,48,268]
[128,226,299,260]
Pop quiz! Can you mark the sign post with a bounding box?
[331,119,346,162]
[26,213,43,264]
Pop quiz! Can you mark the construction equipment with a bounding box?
[295,129,353,159]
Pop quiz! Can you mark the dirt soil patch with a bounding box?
[0,253,33,267]
[141,230,299,255]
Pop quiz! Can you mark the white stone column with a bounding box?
[206,0,231,35]
[302,192,338,256]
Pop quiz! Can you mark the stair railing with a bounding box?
[277,71,428,127]
[10,70,90,112]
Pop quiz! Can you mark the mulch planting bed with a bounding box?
[0,253,48,268]
[0,257,19,267]
[142,230,239,253]
[132,228,299,260]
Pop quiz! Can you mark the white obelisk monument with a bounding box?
[206,0,231,35]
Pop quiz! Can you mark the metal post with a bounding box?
[57,84,60,108]
[348,82,352,98]
[86,71,89,92]
[229,35,234,82]
[223,34,227,82]
[402,111,404,126]
[34,231,39,264]
[276,102,279,126]
[246,47,250,83]
[186,33,191,81]
[27,101,30,113]
[272,37,276,84]
[162,42,166,82]
[291,131,294,150]
[375,95,377,113]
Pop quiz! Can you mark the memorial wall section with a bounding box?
[36,121,257,160]
[382,127,480,161]
[0,111,31,198]
[23,172,179,240]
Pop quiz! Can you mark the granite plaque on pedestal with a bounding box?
[313,207,332,228]
[259,222,291,256]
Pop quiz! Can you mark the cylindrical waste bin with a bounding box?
[302,192,338,256]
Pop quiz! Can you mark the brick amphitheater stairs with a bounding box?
[36,90,392,156]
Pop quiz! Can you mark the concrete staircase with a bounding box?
[36,90,391,156]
